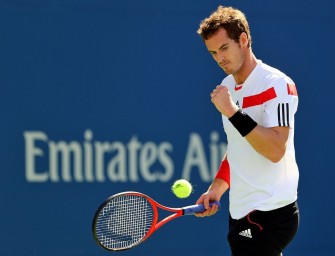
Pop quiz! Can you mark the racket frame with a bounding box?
[92,191,219,251]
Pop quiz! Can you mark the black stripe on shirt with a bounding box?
[286,103,290,127]
[277,103,290,127]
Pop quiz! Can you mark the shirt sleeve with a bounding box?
[215,158,230,187]
[263,77,299,128]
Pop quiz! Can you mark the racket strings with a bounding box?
[95,195,154,250]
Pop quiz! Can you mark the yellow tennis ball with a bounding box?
[172,179,193,198]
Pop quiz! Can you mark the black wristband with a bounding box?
[228,109,257,137]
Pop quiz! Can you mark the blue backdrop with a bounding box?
[1,0,335,255]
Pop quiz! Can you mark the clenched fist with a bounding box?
[210,85,239,118]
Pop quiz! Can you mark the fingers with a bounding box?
[210,85,228,98]
[210,85,238,117]
[194,203,219,217]
[203,195,210,210]
[194,193,220,217]
[195,195,204,205]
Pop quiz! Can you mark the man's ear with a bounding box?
[239,32,249,48]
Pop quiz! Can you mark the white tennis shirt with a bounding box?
[221,60,299,219]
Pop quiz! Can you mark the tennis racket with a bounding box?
[92,191,220,251]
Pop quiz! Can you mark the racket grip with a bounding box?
[182,201,221,215]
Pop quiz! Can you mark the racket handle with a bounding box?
[182,201,221,215]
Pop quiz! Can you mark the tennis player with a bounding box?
[194,6,300,256]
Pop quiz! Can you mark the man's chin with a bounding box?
[222,67,232,75]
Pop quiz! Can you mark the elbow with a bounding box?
[269,155,283,163]
[266,148,286,163]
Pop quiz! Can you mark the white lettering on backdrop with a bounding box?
[23,130,227,183]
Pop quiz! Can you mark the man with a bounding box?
[195,6,300,256]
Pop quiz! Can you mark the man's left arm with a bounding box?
[245,125,289,163]
[211,80,298,163]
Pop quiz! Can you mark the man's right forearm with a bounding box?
[208,178,229,199]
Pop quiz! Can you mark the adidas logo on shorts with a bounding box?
[239,228,252,238]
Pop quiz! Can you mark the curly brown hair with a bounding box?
[197,6,252,47]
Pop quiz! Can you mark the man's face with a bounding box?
[205,28,245,75]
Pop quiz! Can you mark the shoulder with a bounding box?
[259,62,293,82]
[259,62,296,95]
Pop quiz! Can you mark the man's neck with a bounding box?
[233,52,258,85]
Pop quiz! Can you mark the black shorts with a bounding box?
[228,201,299,256]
